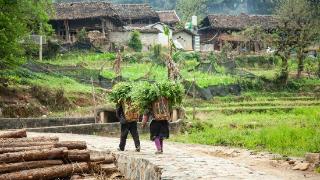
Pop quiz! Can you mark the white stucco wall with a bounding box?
[109,31,160,51]
[151,23,173,47]
[173,32,193,51]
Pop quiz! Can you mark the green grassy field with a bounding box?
[26,73,93,94]
[9,52,320,157]
[172,93,320,157]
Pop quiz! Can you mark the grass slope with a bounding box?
[173,94,320,157]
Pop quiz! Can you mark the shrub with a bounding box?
[152,44,162,59]
[305,56,318,77]
[77,28,87,42]
[128,30,142,52]
[44,40,60,59]
[22,38,38,59]
[122,52,145,63]
[318,58,320,78]
[235,55,279,68]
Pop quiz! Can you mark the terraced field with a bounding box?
[174,92,320,157]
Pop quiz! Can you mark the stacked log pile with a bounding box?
[0,129,118,180]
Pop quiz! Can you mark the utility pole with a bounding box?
[39,35,43,61]
[192,73,196,121]
[39,23,43,61]
[91,77,97,123]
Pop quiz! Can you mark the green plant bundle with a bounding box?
[110,81,185,112]
[155,81,185,106]
[108,82,132,104]
[130,81,158,113]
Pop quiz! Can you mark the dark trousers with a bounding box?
[119,121,140,150]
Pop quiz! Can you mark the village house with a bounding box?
[50,2,123,43]
[156,10,181,27]
[50,2,195,51]
[111,4,159,26]
[109,25,162,51]
[173,29,196,51]
[198,13,278,52]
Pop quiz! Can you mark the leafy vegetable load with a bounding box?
[109,81,185,115]
[130,81,158,113]
[108,82,132,103]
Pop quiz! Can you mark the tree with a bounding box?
[273,0,320,83]
[275,0,320,80]
[128,30,142,52]
[247,0,277,14]
[0,0,52,73]
[176,0,208,22]
[239,25,271,52]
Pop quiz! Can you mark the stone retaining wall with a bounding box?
[115,153,162,180]
[27,120,183,136]
[0,117,95,130]
[90,150,162,180]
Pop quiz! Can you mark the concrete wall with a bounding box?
[173,32,193,51]
[0,117,95,130]
[27,120,183,136]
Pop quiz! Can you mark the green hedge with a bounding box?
[235,55,279,68]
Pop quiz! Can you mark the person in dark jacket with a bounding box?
[116,104,140,152]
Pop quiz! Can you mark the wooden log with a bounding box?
[0,136,59,143]
[0,162,89,180]
[0,160,63,173]
[0,145,55,154]
[0,140,85,149]
[0,129,26,139]
[0,141,55,148]
[65,149,90,162]
[90,156,115,164]
[0,148,66,163]
[90,156,105,162]
[99,164,118,175]
[55,141,87,150]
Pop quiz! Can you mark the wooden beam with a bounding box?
[101,18,106,37]
[64,20,70,42]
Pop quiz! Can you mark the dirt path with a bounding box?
[28,132,320,180]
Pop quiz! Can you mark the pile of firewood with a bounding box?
[0,129,118,180]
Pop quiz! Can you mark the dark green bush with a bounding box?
[235,55,279,68]
[122,52,145,63]
[22,39,38,59]
[128,30,142,52]
[76,28,87,43]
[44,40,60,59]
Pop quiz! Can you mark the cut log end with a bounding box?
[55,141,87,150]
[0,163,89,180]
[0,130,27,139]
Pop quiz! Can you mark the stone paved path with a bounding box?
[28,133,297,180]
